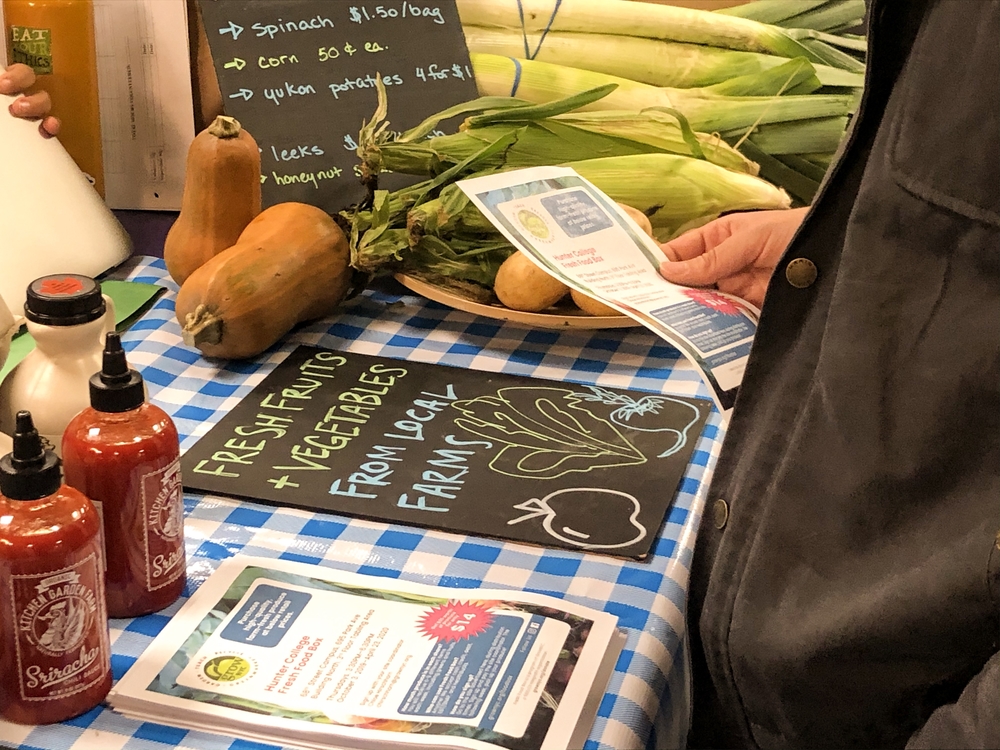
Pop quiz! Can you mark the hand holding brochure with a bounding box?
[459,167,760,413]
[109,556,623,750]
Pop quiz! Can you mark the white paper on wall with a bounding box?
[93,0,195,210]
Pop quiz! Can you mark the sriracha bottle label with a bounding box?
[12,553,110,701]
[142,459,186,590]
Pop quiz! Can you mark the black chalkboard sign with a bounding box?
[197,0,480,213]
[182,347,711,559]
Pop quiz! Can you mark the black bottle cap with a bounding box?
[89,331,145,413]
[0,411,62,500]
[25,274,106,326]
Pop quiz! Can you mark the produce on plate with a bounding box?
[164,116,261,285]
[571,290,625,318]
[345,79,792,309]
[494,252,571,313]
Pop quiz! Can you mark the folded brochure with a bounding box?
[458,166,760,413]
[110,556,624,750]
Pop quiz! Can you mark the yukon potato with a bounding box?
[571,289,626,317]
[494,252,569,312]
[617,202,654,238]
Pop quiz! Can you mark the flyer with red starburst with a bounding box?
[461,166,763,414]
[109,556,623,750]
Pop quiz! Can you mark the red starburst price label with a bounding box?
[683,288,744,316]
[418,601,494,643]
[38,276,86,296]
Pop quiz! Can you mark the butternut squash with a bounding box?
[493,251,569,313]
[175,202,353,359]
[164,115,261,285]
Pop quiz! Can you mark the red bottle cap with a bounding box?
[24,274,105,326]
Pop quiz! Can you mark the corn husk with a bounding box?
[470,54,858,133]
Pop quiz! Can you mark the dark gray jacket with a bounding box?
[687,0,1000,747]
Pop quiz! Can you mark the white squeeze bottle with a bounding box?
[0,274,115,454]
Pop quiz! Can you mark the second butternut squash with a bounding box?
[164,115,261,285]
[175,202,353,359]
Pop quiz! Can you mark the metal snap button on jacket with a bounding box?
[713,498,729,530]
[785,258,818,288]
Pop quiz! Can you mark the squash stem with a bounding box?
[182,304,224,347]
[207,115,242,139]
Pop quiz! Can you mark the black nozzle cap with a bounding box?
[89,332,145,413]
[0,411,62,500]
[25,274,105,326]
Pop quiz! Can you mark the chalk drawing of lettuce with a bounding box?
[571,386,702,458]
[451,387,645,479]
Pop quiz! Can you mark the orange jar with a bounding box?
[3,0,104,196]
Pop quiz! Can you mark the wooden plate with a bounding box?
[395,274,638,330]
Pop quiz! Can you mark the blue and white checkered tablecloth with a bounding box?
[0,257,724,750]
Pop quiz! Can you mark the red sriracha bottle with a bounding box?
[0,411,112,724]
[62,332,186,618]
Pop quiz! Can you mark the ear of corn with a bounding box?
[470,54,857,133]
[567,153,790,234]
[363,83,757,180]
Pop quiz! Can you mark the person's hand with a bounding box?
[0,63,60,137]
[658,207,808,308]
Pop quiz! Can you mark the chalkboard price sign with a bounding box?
[197,0,480,213]
[182,347,712,559]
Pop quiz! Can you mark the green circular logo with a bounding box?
[203,655,252,683]
[516,209,551,240]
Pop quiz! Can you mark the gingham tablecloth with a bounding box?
[0,257,723,750]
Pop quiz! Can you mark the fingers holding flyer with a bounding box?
[459,167,760,415]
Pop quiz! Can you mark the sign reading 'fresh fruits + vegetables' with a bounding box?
[181,346,711,559]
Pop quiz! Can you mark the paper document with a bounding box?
[460,166,760,413]
[109,556,623,750]
[93,0,194,210]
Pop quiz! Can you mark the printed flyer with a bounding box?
[109,556,623,750]
[459,166,760,412]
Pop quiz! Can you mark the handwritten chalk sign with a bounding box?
[182,346,711,559]
[197,0,479,213]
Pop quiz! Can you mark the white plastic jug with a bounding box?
[0,276,115,455]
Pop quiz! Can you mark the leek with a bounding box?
[718,0,866,33]
[455,0,828,62]
[463,27,866,89]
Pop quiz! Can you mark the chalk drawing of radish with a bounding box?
[507,488,647,550]
[572,386,702,458]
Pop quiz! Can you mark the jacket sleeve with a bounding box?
[905,651,1000,749]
